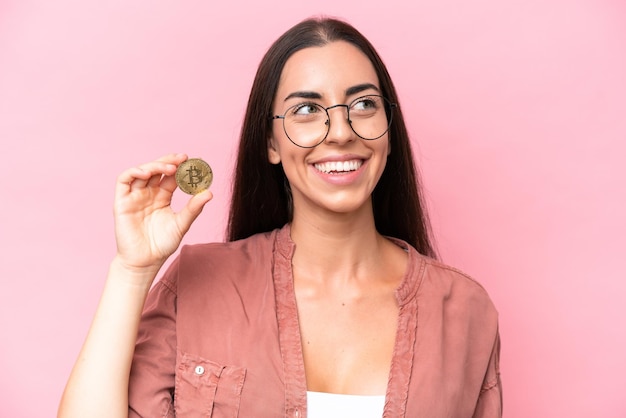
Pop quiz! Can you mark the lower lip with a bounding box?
[311,161,366,186]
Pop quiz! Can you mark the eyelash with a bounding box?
[291,102,320,115]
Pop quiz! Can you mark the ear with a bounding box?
[268,137,281,164]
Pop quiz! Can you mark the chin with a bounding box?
[315,195,373,216]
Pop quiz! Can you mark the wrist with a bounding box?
[108,256,164,288]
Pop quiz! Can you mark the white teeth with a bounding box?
[314,160,362,174]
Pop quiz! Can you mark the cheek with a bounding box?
[379,135,391,158]
[376,138,391,176]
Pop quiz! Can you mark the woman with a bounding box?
[59,17,501,417]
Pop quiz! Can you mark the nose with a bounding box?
[324,104,355,145]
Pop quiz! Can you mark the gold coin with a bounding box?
[175,158,213,195]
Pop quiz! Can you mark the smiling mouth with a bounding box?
[314,160,363,174]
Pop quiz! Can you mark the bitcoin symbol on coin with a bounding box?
[186,166,203,189]
[176,158,213,195]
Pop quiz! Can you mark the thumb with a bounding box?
[176,190,213,234]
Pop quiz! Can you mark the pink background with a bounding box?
[1,0,625,416]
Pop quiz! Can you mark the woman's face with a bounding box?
[269,41,390,218]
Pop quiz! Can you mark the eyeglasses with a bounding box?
[271,95,396,148]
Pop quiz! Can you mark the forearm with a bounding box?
[58,258,160,418]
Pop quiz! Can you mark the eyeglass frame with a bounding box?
[270,94,397,149]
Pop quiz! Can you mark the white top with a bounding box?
[306,391,385,418]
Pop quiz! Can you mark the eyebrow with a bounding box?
[345,83,381,97]
[284,91,322,101]
[283,83,381,102]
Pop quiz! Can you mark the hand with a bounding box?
[112,153,212,273]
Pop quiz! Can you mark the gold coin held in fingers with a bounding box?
[175,158,213,195]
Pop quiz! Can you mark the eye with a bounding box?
[351,96,380,113]
[291,103,322,116]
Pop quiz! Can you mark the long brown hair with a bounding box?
[227,17,437,258]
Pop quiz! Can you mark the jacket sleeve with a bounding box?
[472,330,503,418]
[128,258,180,418]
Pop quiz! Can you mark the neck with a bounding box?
[289,202,386,282]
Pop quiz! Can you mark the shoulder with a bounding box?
[159,229,279,292]
[422,257,492,297]
[180,230,276,259]
[416,255,498,319]
[391,236,496,314]
[391,237,497,316]
[179,229,278,277]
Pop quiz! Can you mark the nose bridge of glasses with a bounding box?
[322,103,358,145]
[325,103,351,122]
